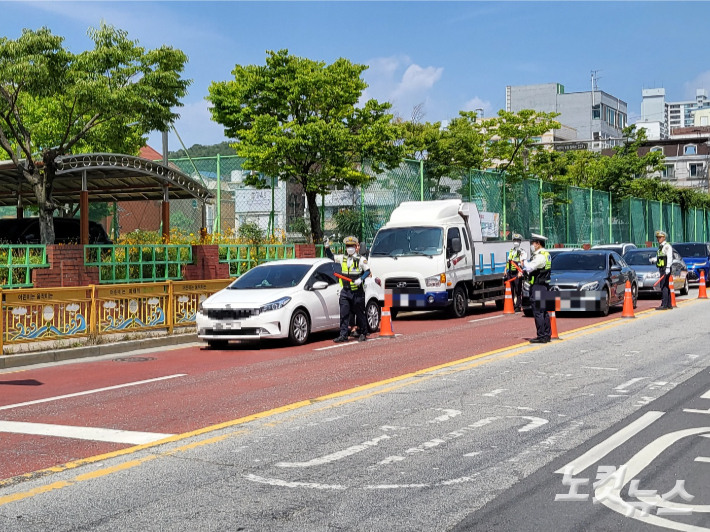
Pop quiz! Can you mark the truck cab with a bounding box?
[368,200,529,318]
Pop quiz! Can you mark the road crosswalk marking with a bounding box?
[0,420,173,445]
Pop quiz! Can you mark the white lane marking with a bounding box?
[0,374,187,411]
[701,389,710,400]
[380,425,406,432]
[614,377,648,392]
[581,366,618,371]
[245,474,347,490]
[363,483,429,489]
[482,389,507,397]
[276,435,390,468]
[687,354,699,359]
[468,315,504,323]
[0,421,173,445]
[685,408,710,415]
[378,455,406,465]
[428,409,462,423]
[314,336,402,351]
[517,416,549,432]
[607,395,628,398]
[694,456,710,463]
[555,411,664,475]
[463,451,482,457]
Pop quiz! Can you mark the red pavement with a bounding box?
[0,296,666,481]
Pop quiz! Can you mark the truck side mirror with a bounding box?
[450,237,462,254]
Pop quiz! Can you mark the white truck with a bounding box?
[367,200,530,318]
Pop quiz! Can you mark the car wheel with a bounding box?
[207,340,229,350]
[288,309,310,346]
[447,285,468,319]
[366,300,381,333]
[598,287,610,317]
[632,283,638,309]
[680,278,689,296]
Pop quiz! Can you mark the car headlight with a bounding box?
[580,281,599,291]
[646,271,660,279]
[425,273,446,287]
[260,297,291,313]
[693,262,708,268]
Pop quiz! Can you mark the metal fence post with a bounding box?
[671,203,674,242]
[589,188,593,245]
[320,193,325,234]
[502,175,507,240]
[566,186,570,244]
[419,159,424,201]
[88,285,96,336]
[468,169,472,202]
[216,153,221,234]
[270,175,275,238]
[0,287,4,354]
[608,191,612,244]
[538,179,543,236]
[660,200,663,235]
[167,280,174,334]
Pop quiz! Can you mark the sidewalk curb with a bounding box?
[0,334,198,370]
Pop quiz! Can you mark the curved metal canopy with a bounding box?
[0,153,213,206]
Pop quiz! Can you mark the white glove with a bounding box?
[324,237,330,248]
[354,278,362,286]
[649,257,657,264]
[665,267,670,275]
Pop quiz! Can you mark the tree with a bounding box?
[0,24,190,243]
[207,49,403,243]
[168,141,236,158]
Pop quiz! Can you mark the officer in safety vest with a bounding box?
[506,233,528,312]
[333,236,370,343]
[523,233,552,343]
[650,230,674,310]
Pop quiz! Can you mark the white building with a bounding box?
[639,88,710,139]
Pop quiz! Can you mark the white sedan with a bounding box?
[196,258,382,348]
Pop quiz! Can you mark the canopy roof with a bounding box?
[0,153,213,206]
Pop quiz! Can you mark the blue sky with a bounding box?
[2,2,709,151]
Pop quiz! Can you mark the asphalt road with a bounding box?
[0,293,708,531]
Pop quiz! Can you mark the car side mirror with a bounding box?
[450,238,462,254]
[312,281,328,291]
[610,264,622,272]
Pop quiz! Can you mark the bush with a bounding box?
[237,221,265,244]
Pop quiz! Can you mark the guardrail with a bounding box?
[85,245,193,284]
[0,279,232,350]
[219,244,295,277]
[0,245,49,288]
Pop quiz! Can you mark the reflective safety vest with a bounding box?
[657,245,667,269]
[340,256,364,291]
[530,250,552,286]
[507,248,521,272]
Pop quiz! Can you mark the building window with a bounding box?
[592,104,601,120]
[619,113,626,128]
[662,164,674,178]
[651,147,662,153]
[606,107,615,126]
[701,116,709,126]
[685,145,697,155]
[689,163,704,177]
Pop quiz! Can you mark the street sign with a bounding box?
[554,142,589,152]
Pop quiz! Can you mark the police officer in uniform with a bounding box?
[334,236,370,343]
[650,230,674,310]
[523,234,552,343]
[506,233,528,312]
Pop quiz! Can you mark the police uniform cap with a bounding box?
[343,235,359,246]
[512,233,523,241]
[655,230,667,238]
[530,233,547,244]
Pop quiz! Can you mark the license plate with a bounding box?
[215,321,241,330]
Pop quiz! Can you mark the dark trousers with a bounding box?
[660,272,672,308]
[531,284,551,340]
[340,288,366,337]
[507,273,522,311]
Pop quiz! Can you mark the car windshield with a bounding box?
[624,251,657,265]
[674,244,708,257]
[552,252,606,271]
[228,264,311,289]
[370,227,444,257]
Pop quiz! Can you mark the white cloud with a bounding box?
[685,71,710,100]
[362,55,444,120]
[462,96,494,118]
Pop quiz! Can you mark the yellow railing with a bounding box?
[0,279,233,350]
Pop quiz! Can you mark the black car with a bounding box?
[0,217,112,244]
[522,250,638,317]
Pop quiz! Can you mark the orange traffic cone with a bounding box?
[379,291,396,338]
[550,297,560,340]
[670,274,677,307]
[621,280,635,318]
[699,270,708,299]
[503,280,515,314]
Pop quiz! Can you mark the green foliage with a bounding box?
[170,211,194,234]
[0,24,190,244]
[333,209,362,240]
[288,217,311,242]
[237,221,265,244]
[168,141,235,159]
[208,49,403,243]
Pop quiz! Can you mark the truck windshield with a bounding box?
[370,227,444,257]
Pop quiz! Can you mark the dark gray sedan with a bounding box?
[622,248,689,296]
[522,250,638,316]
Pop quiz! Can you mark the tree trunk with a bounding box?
[305,190,323,244]
[35,150,59,245]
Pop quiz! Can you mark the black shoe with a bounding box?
[358,334,367,342]
[349,330,359,338]
[530,338,546,344]
[542,337,551,343]
[655,306,670,311]
[333,336,348,343]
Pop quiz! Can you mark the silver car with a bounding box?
[622,248,689,296]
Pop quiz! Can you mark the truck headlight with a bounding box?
[260,297,291,313]
[425,274,446,287]
[580,281,599,291]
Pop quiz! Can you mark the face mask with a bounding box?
[513,242,520,248]
[347,247,356,256]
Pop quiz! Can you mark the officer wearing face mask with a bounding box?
[650,230,674,310]
[506,233,527,312]
[333,236,370,343]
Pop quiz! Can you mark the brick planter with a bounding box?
[32,245,99,288]
[295,244,316,259]
[183,245,230,281]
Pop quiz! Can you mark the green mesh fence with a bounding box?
[155,155,710,248]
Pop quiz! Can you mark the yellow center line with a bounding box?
[0,297,705,505]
